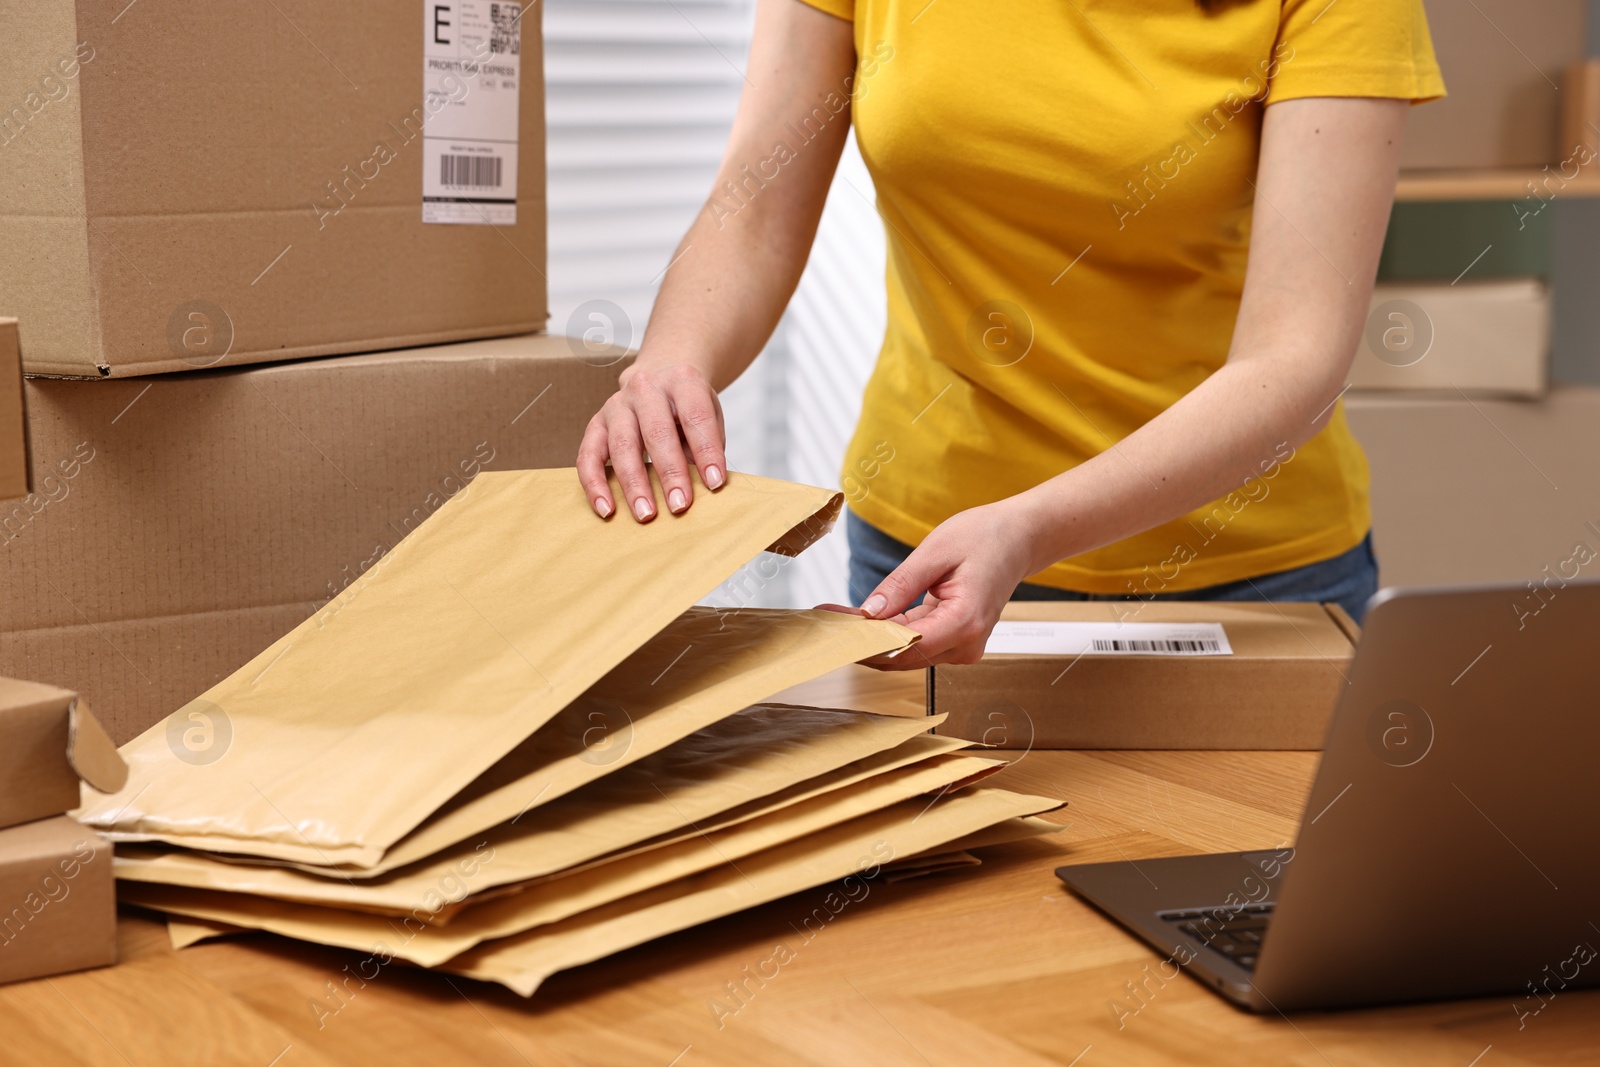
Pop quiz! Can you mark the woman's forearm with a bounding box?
[1011,352,1347,574]
[1011,96,1408,575]
[624,0,856,392]
[630,180,833,392]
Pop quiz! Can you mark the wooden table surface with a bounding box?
[4,667,1593,1066]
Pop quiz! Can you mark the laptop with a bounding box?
[1055,580,1600,1013]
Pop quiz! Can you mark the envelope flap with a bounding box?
[68,699,129,794]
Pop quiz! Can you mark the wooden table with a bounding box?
[3,667,1593,1066]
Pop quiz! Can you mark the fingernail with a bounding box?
[861,594,887,618]
[593,497,613,519]
[632,497,654,521]
[705,465,725,489]
[668,488,687,513]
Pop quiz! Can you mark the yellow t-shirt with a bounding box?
[799,0,1444,593]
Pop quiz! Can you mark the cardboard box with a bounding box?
[0,815,115,986]
[927,602,1360,750]
[1350,279,1548,397]
[0,320,25,499]
[0,678,126,831]
[0,333,629,742]
[0,1,547,377]
[1346,386,1600,588]
[1561,60,1600,162]
[1400,0,1586,170]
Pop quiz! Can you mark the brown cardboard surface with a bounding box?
[0,333,626,743]
[441,788,1065,997]
[116,753,1006,967]
[112,706,959,915]
[0,679,125,831]
[77,470,889,866]
[929,602,1356,750]
[0,815,115,985]
[1401,0,1587,169]
[0,321,26,499]
[0,2,548,376]
[1346,387,1600,588]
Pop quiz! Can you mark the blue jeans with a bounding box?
[846,511,1380,623]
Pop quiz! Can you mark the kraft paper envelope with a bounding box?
[500,731,976,901]
[97,608,916,872]
[880,816,1068,881]
[114,706,962,914]
[78,464,906,865]
[156,817,1065,951]
[87,543,915,870]
[166,918,244,950]
[908,814,1067,857]
[106,609,916,873]
[359,612,916,875]
[442,787,1065,996]
[119,754,1010,967]
[882,853,983,880]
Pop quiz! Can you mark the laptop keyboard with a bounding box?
[1159,902,1275,971]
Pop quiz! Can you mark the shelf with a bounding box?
[1395,168,1600,202]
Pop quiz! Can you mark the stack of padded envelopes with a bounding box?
[78,469,1064,996]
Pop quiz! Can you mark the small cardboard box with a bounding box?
[1346,387,1600,589]
[0,332,628,742]
[1349,279,1549,398]
[0,320,26,499]
[0,1,546,376]
[1400,0,1586,169]
[0,815,116,985]
[0,677,128,831]
[928,602,1360,750]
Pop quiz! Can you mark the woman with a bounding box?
[575,0,1444,667]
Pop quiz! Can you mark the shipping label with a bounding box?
[422,0,522,225]
[984,621,1234,657]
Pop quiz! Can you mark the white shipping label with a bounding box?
[422,0,522,225]
[984,621,1233,657]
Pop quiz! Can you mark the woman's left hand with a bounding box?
[823,500,1043,670]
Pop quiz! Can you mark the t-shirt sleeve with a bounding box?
[1267,0,1446,105]
[794,0,854,20]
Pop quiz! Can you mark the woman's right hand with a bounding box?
[576,362,728,522]
[572,0,854,522]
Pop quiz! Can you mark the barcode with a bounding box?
[490,2,521,55]
[440,154,503,188]
[1091,638,1222,654]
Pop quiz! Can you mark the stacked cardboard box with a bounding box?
[82,470,1064,997]
[1,1,547,376]
[0,321,25,500]
[0,332,627,744]
[1350,279,1549,397]
[0,679,127,984]
[1347,387,1600,588]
